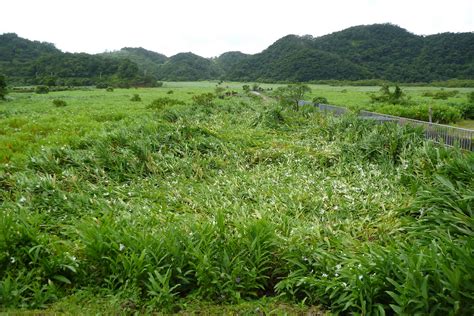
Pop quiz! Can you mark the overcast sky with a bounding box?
[1,0,472,57]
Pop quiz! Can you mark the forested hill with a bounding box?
[0,33,153,86]
[1,24,473,85]
[100,47,168,78]
[224,24,474,82]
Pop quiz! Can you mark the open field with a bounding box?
[1,83,473,314]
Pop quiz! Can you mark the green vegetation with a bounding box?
[130,94,142,102]
[0,34,155,87]
[52,99,67,107]
[35,85,49,94]
[0,74,7,100]
[274,84,312,110]
[2,23,473,85]
[370,85,409,105]
[0,82,472,314]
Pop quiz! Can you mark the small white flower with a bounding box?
[19,196,27,203]
[119,243,126,251]
[322,273,328,278]
[358,275,363,280]
[10,257,16,263]
[335,273,339,277]
[336,264,342,270]
[342,282,347,287]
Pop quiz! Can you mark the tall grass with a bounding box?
[1,86,473,314]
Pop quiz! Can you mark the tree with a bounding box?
[0,74,7,100]
[275,84,312,111]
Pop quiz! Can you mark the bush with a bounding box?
[130,94,142,102]
[147,97,185,110]
[167,90,174,94]
[468,91,474,104]
[192,93,215,106]
[35,86,49,94]
[376,104,461,124]
[312,96,328,104]
[370,85,410,105]
[106,87,114,92]
[156,82,164,87]
[52,99,67,107]
[423,90,459,100]
[96,83,108,89]
[454,103,474,119]
[0,74,7,100]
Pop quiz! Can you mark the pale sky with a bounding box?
[1,0,473,57]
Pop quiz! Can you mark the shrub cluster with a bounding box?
[375,104,462,124]
[52,99,67,107]
[146,97,185,110]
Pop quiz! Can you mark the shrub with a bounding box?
[423,90,459,100]
[192,93,215,106]
[35,85,49,94]
[454,103,474,119]
[167,90,174,94]
[468,91,474,104]
[312,96,328,104]
[52,99,67,107]
[130,94,142,102]
[96,83,108,89]
[147,97,185,110]
[0,74,7,100]
[376,104,461,124]
[156,82,164,87]
[274,84,312,111]
[370,85,410,105]
[106,87,114,92]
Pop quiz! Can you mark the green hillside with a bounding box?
[101,47,168,78]
[1,24,473,84]
[156,52,222,81]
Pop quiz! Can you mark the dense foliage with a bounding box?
[223,24,473,83]
[155,53,221,81]
[2,23,473,85]
[0,34,151,87]
[0,85,472,314]
[101,47,168,78]
[0,74,7,100]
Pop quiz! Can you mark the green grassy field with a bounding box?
[1,83,473,314]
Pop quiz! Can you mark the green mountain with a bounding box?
[101,47,168,78]
[225,24,473,82]
[1,24,473,85]
[156,52,221,81]
[0,33,143,86]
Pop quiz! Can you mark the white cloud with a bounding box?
[1,0,472,57]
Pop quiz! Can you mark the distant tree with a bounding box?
[370,85,409,105]
[312,96,328,104]
[0,74,7,100]
[275,84,312,111]
[242,85,250,93]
